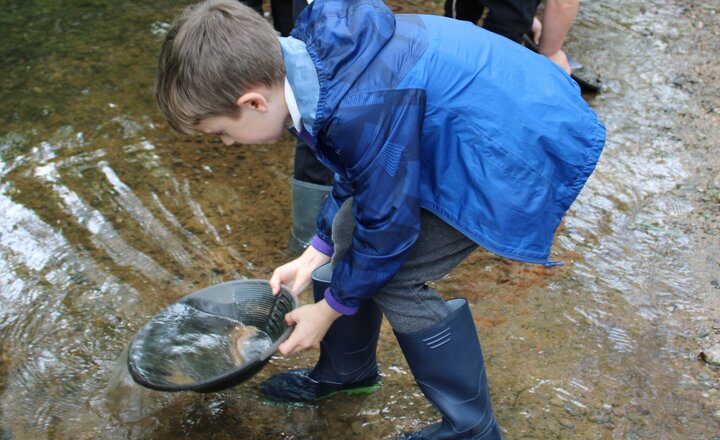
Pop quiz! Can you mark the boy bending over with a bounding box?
[156,0,605,438]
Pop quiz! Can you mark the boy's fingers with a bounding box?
[284,310,297,326]
[269,271,281,295]
[278,340,291,355]
[279,333,299,355]
[278,311,301,355]
[280,336,307,356]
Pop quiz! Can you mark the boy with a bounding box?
[156,0,605,438]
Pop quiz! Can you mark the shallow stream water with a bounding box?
[1,0,719,438]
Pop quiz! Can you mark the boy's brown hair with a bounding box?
[156,0,285,134]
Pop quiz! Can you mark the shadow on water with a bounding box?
[1,0,719,438]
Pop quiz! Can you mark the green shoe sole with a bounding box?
[320,382,381,400]
[260,368,381,404]
[261,382,381,406]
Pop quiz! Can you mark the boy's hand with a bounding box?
[269,245,330,296]
[278,300,341,355]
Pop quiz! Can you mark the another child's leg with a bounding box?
[481,0,539,43]
[287,140,333,254]
[445,0,486,23]
[269,0,294,36]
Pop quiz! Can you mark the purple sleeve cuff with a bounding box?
[310,235,334,257]
[324,287,359,316]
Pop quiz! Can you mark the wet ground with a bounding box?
[1,0,719,438]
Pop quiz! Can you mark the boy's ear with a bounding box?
[236,92,269,113]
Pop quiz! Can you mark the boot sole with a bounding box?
[321,382,381,400]
[262,382,381,406]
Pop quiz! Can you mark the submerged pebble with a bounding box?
[550,397,565,408]
[558,418,575,429]
[588,414,610,424]
[700,343,720,366]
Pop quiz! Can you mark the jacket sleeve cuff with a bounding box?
[310,235,334,257]
[324,287,359,315]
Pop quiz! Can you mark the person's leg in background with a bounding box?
[444,0,485,24]
[269,0,293,36]
[481,0,539,43]
[239,0,293,36]
[445,0,539,43]
[240,0,264,15]
[288,140,333,254]
[287,0,334,253]
[291,0,307,22]
[445,0,600,92]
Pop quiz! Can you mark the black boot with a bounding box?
[260,264,382,402]
[394,299,502,439]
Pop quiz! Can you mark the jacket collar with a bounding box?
[278,36,320,136]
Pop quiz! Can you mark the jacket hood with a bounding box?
[291,0,396,132]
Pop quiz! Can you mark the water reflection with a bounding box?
[1,0,718,438]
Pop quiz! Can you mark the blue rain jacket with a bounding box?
[285,0,605,315]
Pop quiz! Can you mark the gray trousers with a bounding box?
[331,199,477,333]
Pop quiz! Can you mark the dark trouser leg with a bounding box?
[444,0,485,23]
[444,0,539,44]
[482,0,540,43]
[292,0,307,23]
[269,0,294,36]
[294,139,333,185]
[329,198,477,333]
[369,209,477,333]
[239,0,263,15]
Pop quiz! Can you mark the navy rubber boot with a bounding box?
[394,299,502,439]
[260,264,382,402]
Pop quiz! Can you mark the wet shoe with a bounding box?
[260,367,381,403]
[566,54,602,93]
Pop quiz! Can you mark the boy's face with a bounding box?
[195,87,288,146]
